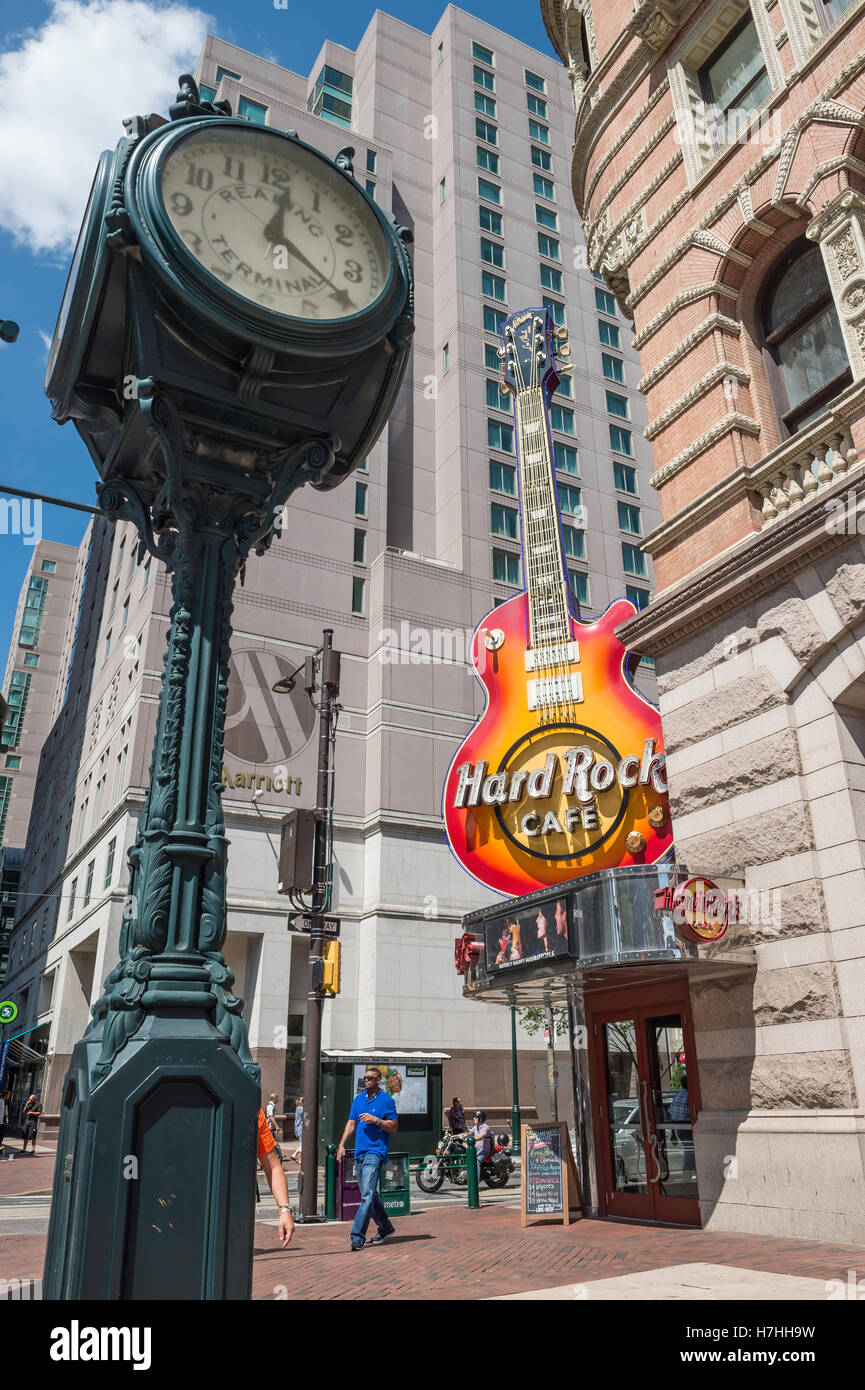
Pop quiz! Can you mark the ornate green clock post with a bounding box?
[42,77,413,1300]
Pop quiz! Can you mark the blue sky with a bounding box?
[0,0,555,664]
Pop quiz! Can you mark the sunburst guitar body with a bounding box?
[443,306,673,899]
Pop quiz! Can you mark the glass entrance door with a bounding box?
[589,984,701,1225]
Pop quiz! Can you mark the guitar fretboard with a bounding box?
[515,387,572,653]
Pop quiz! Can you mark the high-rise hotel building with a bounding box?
[2,6,659,1130]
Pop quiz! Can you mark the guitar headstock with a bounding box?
[497,306,570,398]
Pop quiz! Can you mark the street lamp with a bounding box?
[0,321,20,344]
[41,76,412,1299]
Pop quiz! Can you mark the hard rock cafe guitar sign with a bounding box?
[443,307,674,899]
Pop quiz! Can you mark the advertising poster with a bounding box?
[483,894,573,974]
[353,1062,428,1115]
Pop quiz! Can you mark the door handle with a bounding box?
[641,1079,661,1184]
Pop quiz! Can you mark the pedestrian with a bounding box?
[289,1095,303,1164]
[468,1108,492,1185]
[336,1065,398,1251]
[0,1089,9,1154]
[265,1092,283,1162]
[21,1094,41,1154]
[446,1096,466,1134]
[256,1107,294,1248]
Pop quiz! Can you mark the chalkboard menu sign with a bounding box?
[520,1121,583,1227]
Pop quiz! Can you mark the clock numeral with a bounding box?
[223,156,246,181]
[311,190,320,214]
[335,225,354,247]
[182,230,203,255]
[344,259,364,283]
[261,163,290,188]
[186,164,214,192]
[301,298,320,316]
[169,192,194,218]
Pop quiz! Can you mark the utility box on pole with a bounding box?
[278,809,317,895]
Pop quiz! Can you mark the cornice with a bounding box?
[637,313,741,392]
[618,470,865,657]
[650,410,761,488]
[644,362,750,441]
[539,0,568,64]
[632,281,739,350]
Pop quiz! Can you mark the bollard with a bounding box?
[466,1134,480,1209]
[325,1143,337,1221]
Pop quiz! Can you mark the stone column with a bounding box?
[807,190,865,380]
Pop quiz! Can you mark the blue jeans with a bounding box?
[350,1153,391,1246]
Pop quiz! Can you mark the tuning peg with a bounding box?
[497,346,506,358]
[557,363,574,374]
[555,326,568,341]
[556,344,571,358]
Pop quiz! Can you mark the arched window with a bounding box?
[760,241,851,435]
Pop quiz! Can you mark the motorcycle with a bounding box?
[415,1130,514,1192]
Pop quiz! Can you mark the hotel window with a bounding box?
[438,41,444,63]
[559,483,582,516]
[473,41,494,65]
[527,93,547,117]
[111,582,118,613]
[484,343,500,369]
[599,320,621,349]
[2,672,31,750]
[483,305,506,333]
[525,69,546,92]
[351,578,365,615]
[440,177,446,203]
[759,241,851,435]
[477,147,499,175]
[476,117,497,145]
[626,585,650,610]
[563,525,586,561]
[535,206,557,231]
[531,146,552,172]
[307,65,353,128]
[122,597,129,627]
[353,529,366,564]
[538,233,560,261]
[540,265,563,294]
[481,238,504,267]
[618,501,642,535]
[492,549,520,585]
[443,342,451,372]
[5,756,20,768]
[199,83,217,103]
[610,424,634,455]
[365,180,376,199]
[355,481,368,517]
[67,878,77,922]
[475,91,496,117]
[488,420,514,453]
[366,149,376,173]
[595,287,617,316]
[104,630,112,662]
[550,403,575,435]
[554,442,579,475]
[83,859,95,909]
[482,271,506,302]
[478,177,501,204]
[216,66,241,82]
[239,97,267,124]
[622,541,647,577]
[489,459,516,495]
[23,653,38,667]
[543,296,566,327]
[533,174,554,201]
[41,559,56,573]
[105,837,116,887]
[357,457,368,472]
[144,558,151,588]
[568,571,590,608]
[486,379,510,410]
[614,461,638,494]
[529,118,550,144]
[18,575,48,647]
[698,14,771,150]
[602,353,625,384]
[480,206,502,235]
[555,374,572,398]
[474,64,495,91]
[491,503,518,539]
[606,390,629,419]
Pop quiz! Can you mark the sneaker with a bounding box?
[350,1241,364,1251]
[369,1224,396,1245]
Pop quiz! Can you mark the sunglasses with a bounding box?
[363,1075,378,1081]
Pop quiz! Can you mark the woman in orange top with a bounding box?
[257,1109,294,1248]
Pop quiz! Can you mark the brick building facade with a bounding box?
[541,0,865,1239]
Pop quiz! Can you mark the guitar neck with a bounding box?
[515,386,572,650]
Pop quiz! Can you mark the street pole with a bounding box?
[299,629,339,1221]
[545,997,558,1122]
[509,1003,521,1159]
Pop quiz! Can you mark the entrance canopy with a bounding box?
[458,865,756,1008]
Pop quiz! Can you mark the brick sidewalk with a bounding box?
[0,1144,56,1198]
[4,1193,863,1300]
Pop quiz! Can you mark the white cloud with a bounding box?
[0,1,211,255]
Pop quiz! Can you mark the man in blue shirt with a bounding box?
[337,1066,398,1251]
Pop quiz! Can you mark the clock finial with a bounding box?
[169,73,232,122]
[334,147,356,176]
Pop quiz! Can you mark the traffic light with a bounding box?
[321,940,341,996]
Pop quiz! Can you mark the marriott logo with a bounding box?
[49,1321,152,1370]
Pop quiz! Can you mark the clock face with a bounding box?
[158,125,391,322]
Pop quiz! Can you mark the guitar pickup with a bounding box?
[525,642,578,671]
[527,672,584,710]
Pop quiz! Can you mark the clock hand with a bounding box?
[277,236,355,311]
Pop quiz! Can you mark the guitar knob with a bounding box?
[482,628,505,651]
